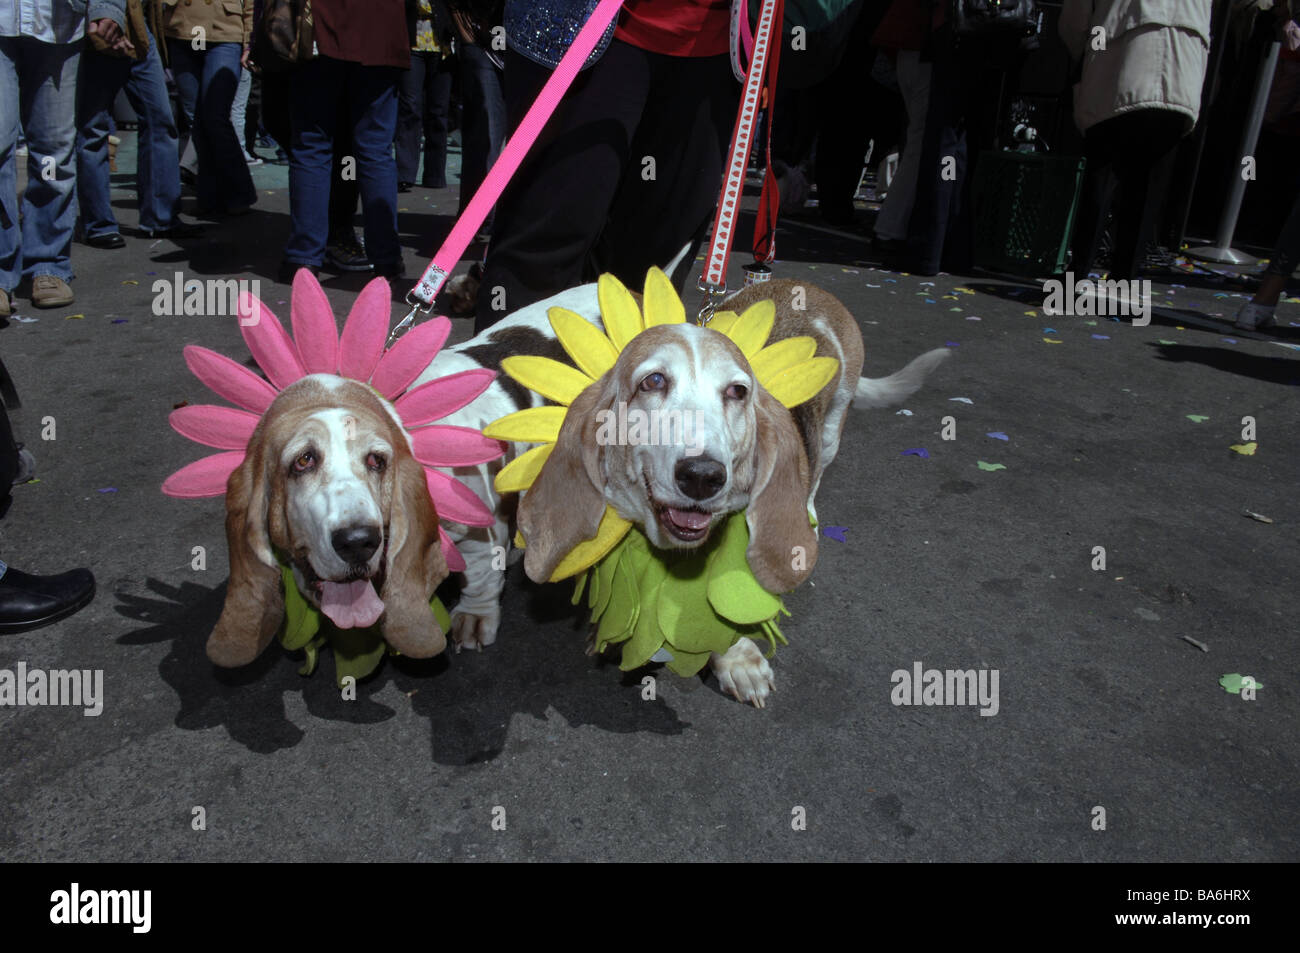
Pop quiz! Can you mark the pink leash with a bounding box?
[389,0,625,346]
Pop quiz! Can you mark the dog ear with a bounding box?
[208,428,285,667]
[745,385,818,592]
[379,443,448,658]
[518,372,615,583]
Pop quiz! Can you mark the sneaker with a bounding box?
[31,275,74,309]
[1234,300,1277,331]
[325,237,373,273]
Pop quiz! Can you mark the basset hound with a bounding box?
[208,374,447,668]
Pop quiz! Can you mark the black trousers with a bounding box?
[1070,109,1187,280]
[396,49,455,187]
[475,40,737,332]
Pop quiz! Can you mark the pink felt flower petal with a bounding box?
[290,269,340,374]
[338,278,392,382]
[170,405,260,450]
[238,293,306,390]
[439,525,466,573]
[411,426,506,468]
[394,368,497,427]
[425,467,496,526]
[184,345,279,414]
[161,451,245,498]
[370,316,451,398]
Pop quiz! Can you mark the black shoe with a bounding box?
[397,181,413,193]
[278,260,320,284]
[0,567,96,634]
[324,235,373,273]
[373,261,406,281]
[85,232,125,249]
[140,219,205,239]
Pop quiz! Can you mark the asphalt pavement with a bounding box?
[0,139,1296,862]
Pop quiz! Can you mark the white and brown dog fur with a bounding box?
[212,275,947,706]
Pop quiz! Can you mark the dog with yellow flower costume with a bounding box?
[449,267,948,706]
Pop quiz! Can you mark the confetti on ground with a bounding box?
[96,487,117,494]
[945,341,959,347]
[977,461,1006,471]
[949,397,973,404]
[1243,510,1273,524]
[1024,310,1038,316]
[896,409,913,416]
[901,448,930,459]
[1181,635,1209,652]
[1158,339,1176,345]
[122,279,137,285]
[955,287,975,294]
[65,313,84,320]
[966,315,981,320]
[1085,320,1097,326]
[1222,338,1238,344]
[866,283,881,288]
[1186,415,1208,423]
[1042,327,1057,333]
[1043,337,1063,344]
[1229,442,1258,456]
[986,432,1009,441]
[1219,673,1262,694]
[12,315,38,323]
[822,526,849,542]
[1091,334,1110,340]
[112,319,127,324]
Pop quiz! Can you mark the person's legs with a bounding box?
[421,54,453,188]
[395,52,426,185]
[0,39,22,297]
[17,38,80,284]
[874,51,930,242]
[122,39,182,233]
[195,42,255,212]
[345,63,402,274]
[457,43,505,224]
[230,63,252,159]
[1107,110,1185,280]
[75,50,132,240]
[1070,120,1121,275]
[596,48,736,294]
[476,43,648,331]
[904,45,965,275]
[287,56,345,268]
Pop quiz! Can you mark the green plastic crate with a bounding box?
[972,150,1086,278]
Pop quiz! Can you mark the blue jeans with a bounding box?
[458,42,506,224]
[0,36,80,291]
[76,39,182,237]
[287,56,400,270]
[396,50,453,187]
[167,39,255,214]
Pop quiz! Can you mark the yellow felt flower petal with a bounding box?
[598,273,644,350]
[722,299,775,358]
[764,357,840,408]
[494,443,555,493]
[501,355,593,406]
[705,310,739,333]
[549,307,620,379]
[751,336,817,383]
[481,405,567,443]
[642,266,686,326]
[547,506,633,581]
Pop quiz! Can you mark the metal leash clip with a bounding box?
[696,278,729,326]
[387,264,447,349]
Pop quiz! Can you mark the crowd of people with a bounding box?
[0,0,1297,632]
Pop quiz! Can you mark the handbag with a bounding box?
[950,0,1040,39]
[87,0,151,62]
[259,0,317,68]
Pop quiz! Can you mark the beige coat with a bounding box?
[1060,0,1213,133]
[160,0,254,46]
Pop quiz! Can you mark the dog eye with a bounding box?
[366,452,387,472]
[725,383,749,401]
[292,450,316,473]
[639,372,666,392]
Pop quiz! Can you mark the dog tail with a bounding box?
[853,348,951,409]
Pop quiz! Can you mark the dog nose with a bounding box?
[674,457,726,501]
[332,525,381,564]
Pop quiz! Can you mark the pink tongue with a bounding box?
[666,508,711,531]
[319,579,385,629]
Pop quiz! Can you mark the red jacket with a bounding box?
[615,0,731,57]
[313,0,411,68]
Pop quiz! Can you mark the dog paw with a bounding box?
[710,636,775,708]
[450,608,499,653]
